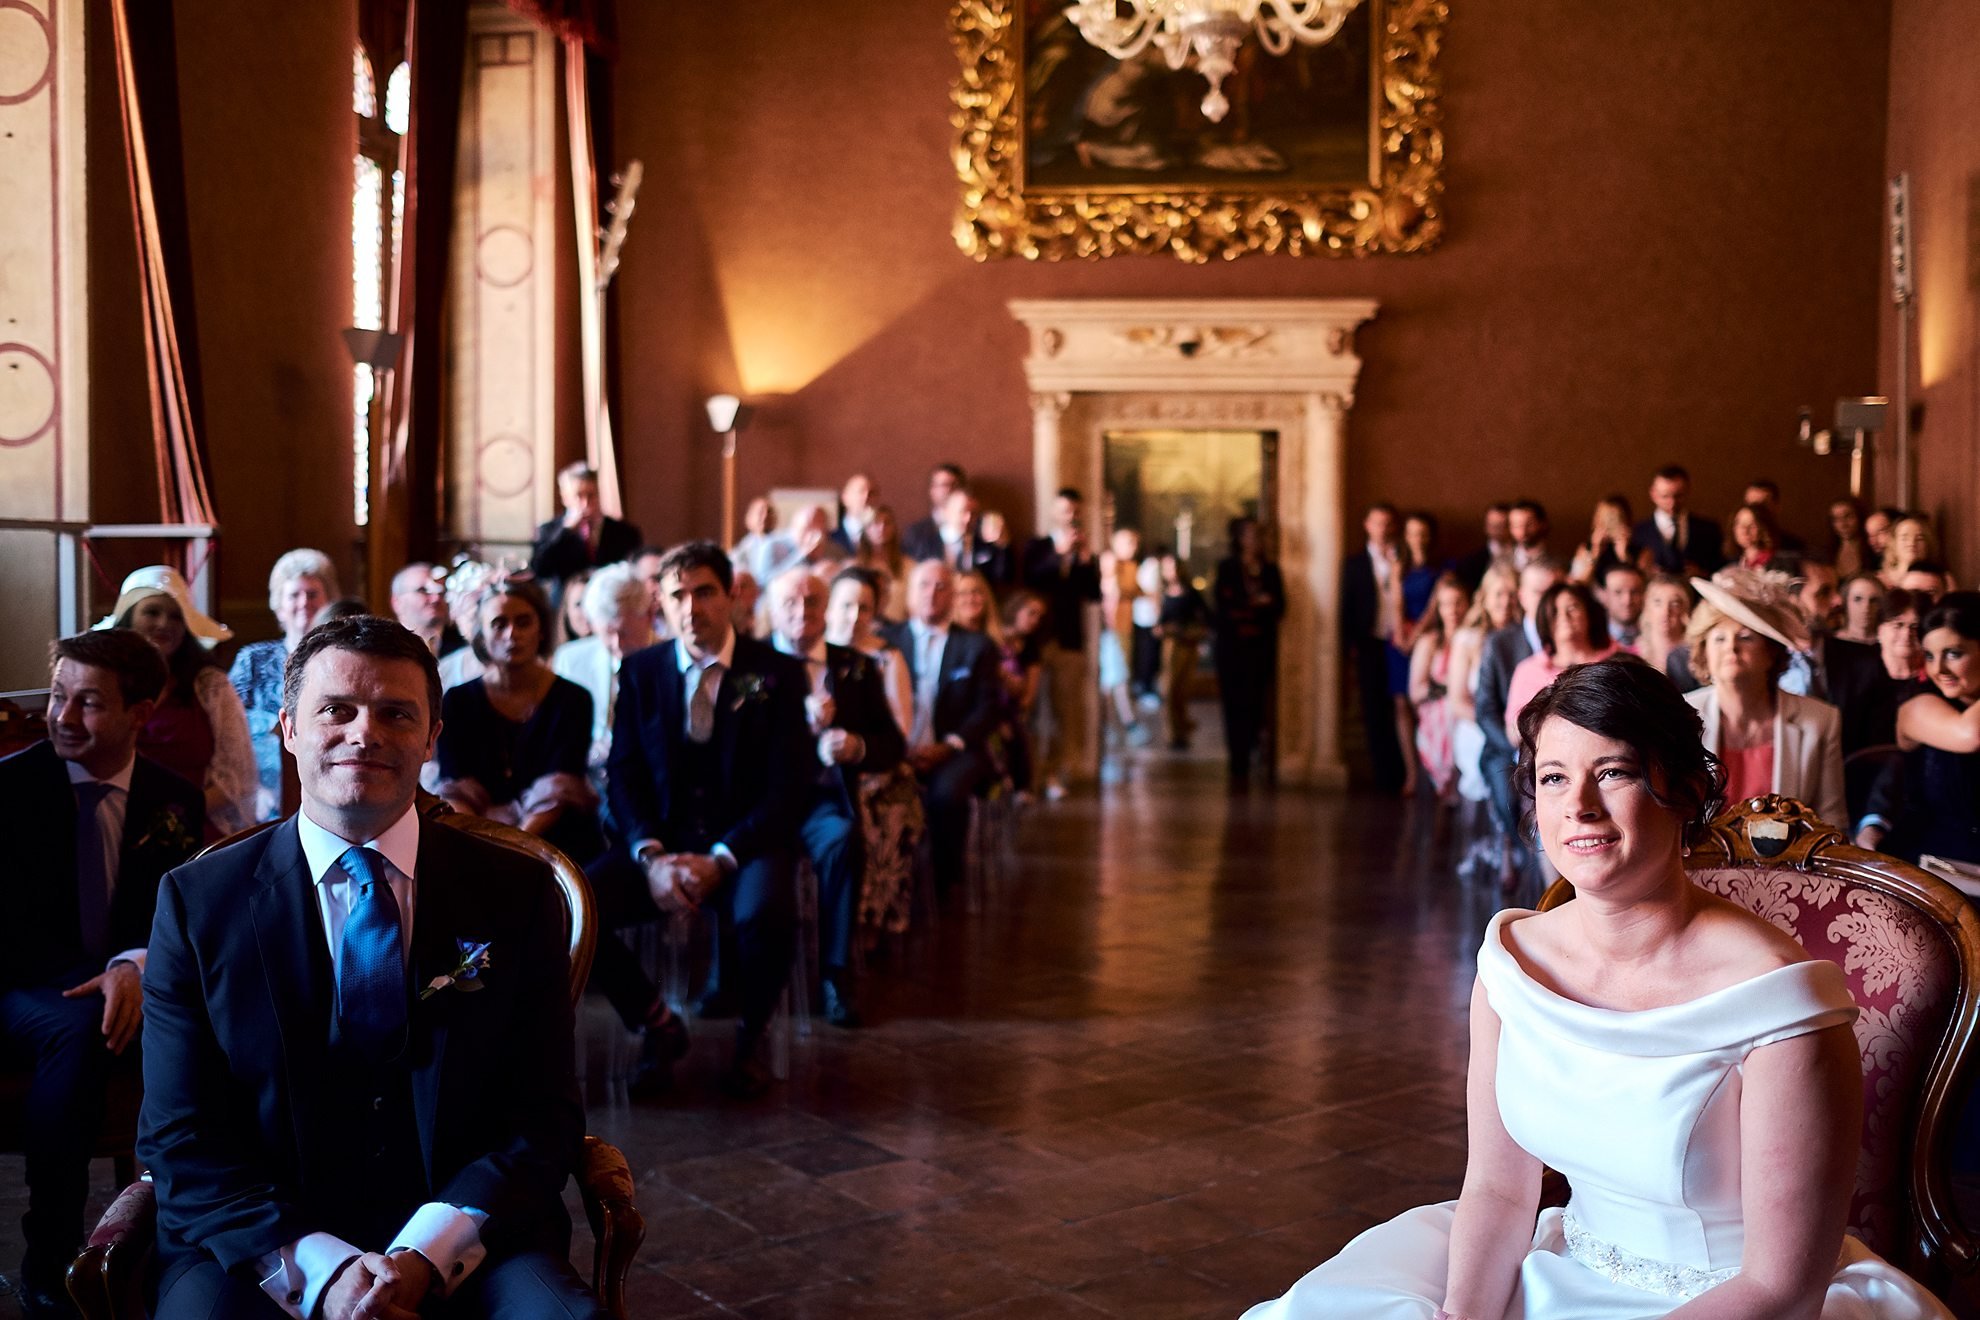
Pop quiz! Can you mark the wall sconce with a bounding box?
[706,394,752,546]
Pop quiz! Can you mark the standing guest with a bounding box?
[1505,499,1550,570]
[1475,559,1566,882]
[767,569,906,1028]
[139,616,604,1320]
[230,548,338,821]
[387,562,464,657]
[1099,526,1146,745]
[901,463,966,563]
[1864,506,1902,561]
[1684,569,1847,827]
[1454,503,1512,590]
[1341,504,1406,793]
[1392,512,1447,796]
[1408,573,1472,800]
[551,563,657,817]
[435,578,601,865]
[881,560,1002,893]
[779,504,851,578]
[1154,552,1213,751]
[1129,548,1166,707]
[1569,494,1634,586]
[935,489,1000,578]
[1021,488,1103,800]
[599,541,811,1099]
[529,461,641,607]
[1641,574,1697,690]
[1828,497,1870,578]
[1597,561,1647,650]
[1503,581,1620,737]
[1862,593,1980,864]
[1838,572,1885,643]
[855,505,910,622]
[1217,516,1288,789]
[0,631,202,1318]
[828,472,877,556]
[729,496,790,586]
[1629,463,1724,576]
[974,509,1017,587]
[952,569,999,637]
[107,567,256,839]
[1743,477,1805,554]
[1447,564,1519,879]
[999,590,1048,789]
[1831,588,1929,829]
[1880,515,1941,588]
[825,567,926,937]
[558,567,595,646]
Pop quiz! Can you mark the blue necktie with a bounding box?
[336,846,407,1060]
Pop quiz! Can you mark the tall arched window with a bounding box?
[351,48,408,527]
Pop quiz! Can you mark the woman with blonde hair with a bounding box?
[227,547,338,820]
[1880,515,1941,588]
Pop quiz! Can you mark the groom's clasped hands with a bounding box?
[321,1248,437,1320]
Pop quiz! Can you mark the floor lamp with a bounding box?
[707,394,743,547]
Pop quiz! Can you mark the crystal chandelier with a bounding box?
[1062,0,1363,123]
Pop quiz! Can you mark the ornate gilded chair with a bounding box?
[64,798,645,1319]
[1538,796,1980,1294]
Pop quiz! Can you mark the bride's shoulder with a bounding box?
[1687,896,1810,983]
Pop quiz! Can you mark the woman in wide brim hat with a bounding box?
[98,566,257,837]
[1682,567,1846,828]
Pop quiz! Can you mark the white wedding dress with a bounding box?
[1243,910,1952,1320]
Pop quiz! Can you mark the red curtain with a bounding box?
[109,0,216,537]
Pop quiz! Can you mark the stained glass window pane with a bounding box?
[385,62,410,136]
[353,48,376,117]
[353,365,373,527]
[353,156,383,332]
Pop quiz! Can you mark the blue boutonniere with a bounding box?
[421,939,493,1000]
[730,672,770,710]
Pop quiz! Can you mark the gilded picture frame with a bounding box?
[951,0,1447,262]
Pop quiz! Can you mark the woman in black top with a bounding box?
[1869,593,1980,865]
[436,577,602,862]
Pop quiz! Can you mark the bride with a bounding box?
[1245,657,1950,1319]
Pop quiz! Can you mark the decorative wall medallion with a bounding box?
[951,0,1446,262]
[1119,325,1274,358]
[0,2,55,106]
[476,433,535,498]
[0,343,58,448]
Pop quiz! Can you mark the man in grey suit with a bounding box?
[1472,559,1565,883]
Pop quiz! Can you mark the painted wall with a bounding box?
[1883,0,1980,584]
[611,2,1893,562]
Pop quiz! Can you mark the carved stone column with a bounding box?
[1030,390,1069,537]
[1301,390,1353,789]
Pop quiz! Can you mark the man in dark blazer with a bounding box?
[881,560,1002,893]
[1628,463,1724,576]
[600,541,812,1098]
[1473,560,1565,877]
[529,462,643,606]
[139,616,600,1320]
[900,462,965,563]
[767,569,905,1027]
[0,630,202,1317]
[1021,490,1103,796]
[1340,504,1406,792]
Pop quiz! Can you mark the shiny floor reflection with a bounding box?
[573,762,1520,1318]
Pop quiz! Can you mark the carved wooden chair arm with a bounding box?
[578,1135,644,1319]
[67,1176,155,1320]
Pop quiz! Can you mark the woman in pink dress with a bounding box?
[1408,573,1472,798]
[1503,582,1619,741]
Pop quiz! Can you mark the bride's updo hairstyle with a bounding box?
[1514,656,1726,844]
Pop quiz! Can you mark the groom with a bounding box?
[139,617,600,1319]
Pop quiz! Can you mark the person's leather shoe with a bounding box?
[822,977,863,1029]
[720,1029,774,1100]
[626,1013,690,1101]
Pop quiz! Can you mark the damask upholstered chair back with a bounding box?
[1539,797,1980,1281]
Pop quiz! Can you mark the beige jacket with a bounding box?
[1685,686,1848,829]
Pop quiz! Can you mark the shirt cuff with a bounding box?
[1858,815,1892,836]
[256,1232,361,1320]
[107,948,146,975]
[389,1202,489,1299]
[816,736,836,768]
[711,844,739,875]
[630,837,663,863]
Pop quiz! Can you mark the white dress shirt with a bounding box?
[65,756,141,971]
[1367,541,1399,640]
[1653,508,1689,551]
[905,619,949,750]
[774,634,844,767]
[259,805,487,1320]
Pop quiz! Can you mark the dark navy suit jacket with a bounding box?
[877,623,1001,751]
[138,815,583,1286]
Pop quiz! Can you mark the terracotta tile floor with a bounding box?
[562,761,1524,1318]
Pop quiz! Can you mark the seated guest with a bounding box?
[1879,514,1940,588]
[388,561,464,657]
[435,578,601,864]
[1408,573,1473,800]
[600,541,811,1099]
[1834,587,1929,830]
[1899,558,1951,602]
[1838,571,1885,643]
[730,568,763,638]
[901,462,965,563]
[1828,496,1870,578]
[1725,501,1789,572]
[1743,476,1805,554]
[1596,561,1646,650]
[767,569,905,1027]
[952,569,999,636]
[882,560,1001,893]
[827,472,876,556]
[729,497,790,586]
[1502,581,1619,737]
[552,563,657,814]
[825,567,926,936]
[437,561,497,692]
[1628,462,1724,576]
[107,566,256,838]
[854,505,910,621]
[1,631,203,1318]
[558,567,595,647]
[1447,563,1518,826]
[139,616,603,1320]
[1684,568,1847,827]
[1473,559,1564,883]
[1861,593,1980,864]
[1504,499,1550,570]
[229,548,337,820]
[1568,493,1633,586]
[999,590,1048,788]
[953,569,1020,786]
[311,599,370,629]
[1781,558,1846,698]
[529,460,641,607]
[1864,506,1903,561]
[777,503,851,578]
